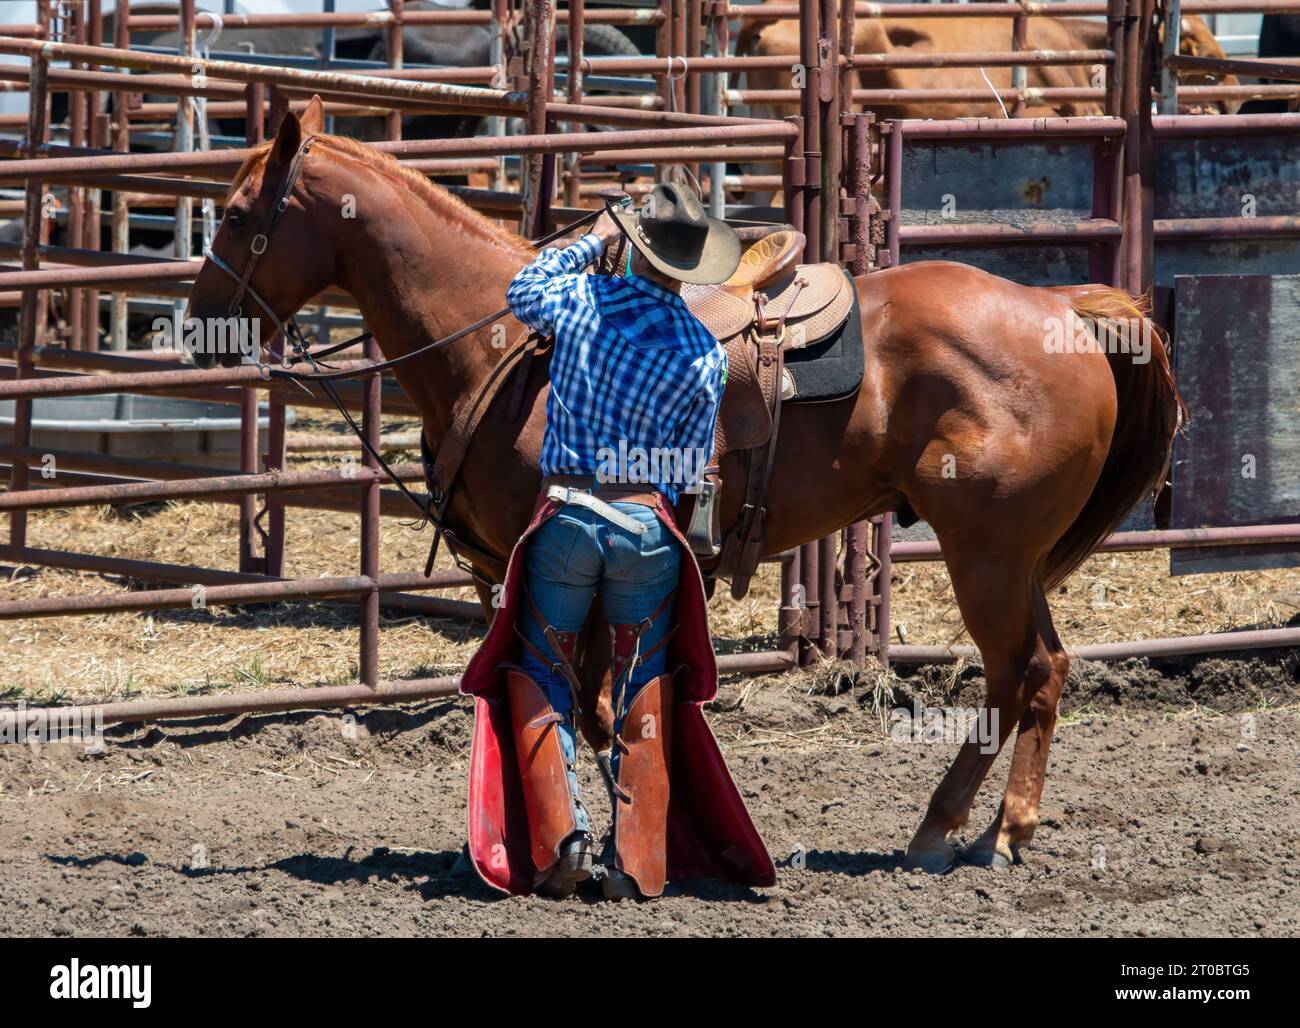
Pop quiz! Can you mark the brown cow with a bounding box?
[736,13,1105,202]
[738,14,1106,123]
[1060,14,1241,113]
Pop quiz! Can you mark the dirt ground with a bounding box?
[2,413,1298,937]
[1,654,1297,938]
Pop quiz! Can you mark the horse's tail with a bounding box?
[1041,288,1188,589]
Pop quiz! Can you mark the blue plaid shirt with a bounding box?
[506,234,726,504]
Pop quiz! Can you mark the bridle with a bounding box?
[195,133,629,578]
[202,134,317,345]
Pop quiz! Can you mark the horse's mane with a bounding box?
[227,132,532,257]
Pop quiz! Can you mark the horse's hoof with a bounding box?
[961,846,1016,870]
[902,848,957,875]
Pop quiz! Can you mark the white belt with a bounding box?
[545,485,649,535]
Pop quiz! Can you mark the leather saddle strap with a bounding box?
[727,333,785,597]
[430,328,541,497]
[420,329,541,580]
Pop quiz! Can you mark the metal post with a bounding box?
[1091,134,1123,285]
[1011,9,1028,117]
[360,334,383,688]
[817,0,839,261]
[521,0,555,236]
[784,114,804,233]
[562,0,584,207]
[654,0,671,117]
[1106,0,1126,119]
[799,0,821,260]
[109,0,130,350]
[238,82,265,576]
[686,0,701,117]
[386,0,404,141]
[489,0,510,190]
[67,1,87,348]
[798,539,819,667]
[778,548,801,660]
[82,0,104,350]
[1158,0,1182,116]
[886,120,903,268]
[817,534,836,658]
[1137,0,1157,295]
[249,70,284,584]
[845,112,872,667]
[705,3,728,216]
[10,0,51,551]
[172,0,196,344]
[672,0,687,113]
[846,523,868,665]
[872,515,892,668]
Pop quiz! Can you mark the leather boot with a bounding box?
[506,669,592,896]
[605,673,673,899]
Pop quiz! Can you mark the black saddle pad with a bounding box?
[783,269,864,403]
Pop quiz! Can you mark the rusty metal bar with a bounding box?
[892,627,1300,666]
[9,0,51,553]
[0,122,798,182]
[0,35,522,114]
[0,677,464,734]
[891,523,1300,562]
[0,646,795,737]
[124,8,658,29]
[0,464,401,512]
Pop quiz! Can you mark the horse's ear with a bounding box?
[270,108,302,168]
[299,95,325,135]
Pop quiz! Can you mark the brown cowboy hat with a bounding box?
[611,181,741,286]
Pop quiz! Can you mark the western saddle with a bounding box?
[679,227,858,599]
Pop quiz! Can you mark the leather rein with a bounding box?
[199,133,625,585]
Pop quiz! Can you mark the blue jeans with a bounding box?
[517,502,681,835]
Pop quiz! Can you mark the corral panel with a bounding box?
[1170,273,1300,574]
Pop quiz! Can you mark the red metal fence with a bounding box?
[0,0,1297,734]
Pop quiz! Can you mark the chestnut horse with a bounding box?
[186,99,1182,874]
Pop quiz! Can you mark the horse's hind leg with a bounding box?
[903,545,1059,873]
[964,581,1069,867]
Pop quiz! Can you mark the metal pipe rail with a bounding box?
[125,8,663,30]
[729,0,1300,16]
[0,122,798,181]
[0,644,794,735]
[893,627,1300,665]
[0,36,521,115]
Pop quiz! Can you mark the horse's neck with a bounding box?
[328,163,531,444]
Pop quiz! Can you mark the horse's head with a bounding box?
[185,95,335,367]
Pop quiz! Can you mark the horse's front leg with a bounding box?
[471,575,496,621]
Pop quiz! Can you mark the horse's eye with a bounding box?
[226,211,247,228]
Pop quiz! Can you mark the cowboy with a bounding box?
[459,183,776,900]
